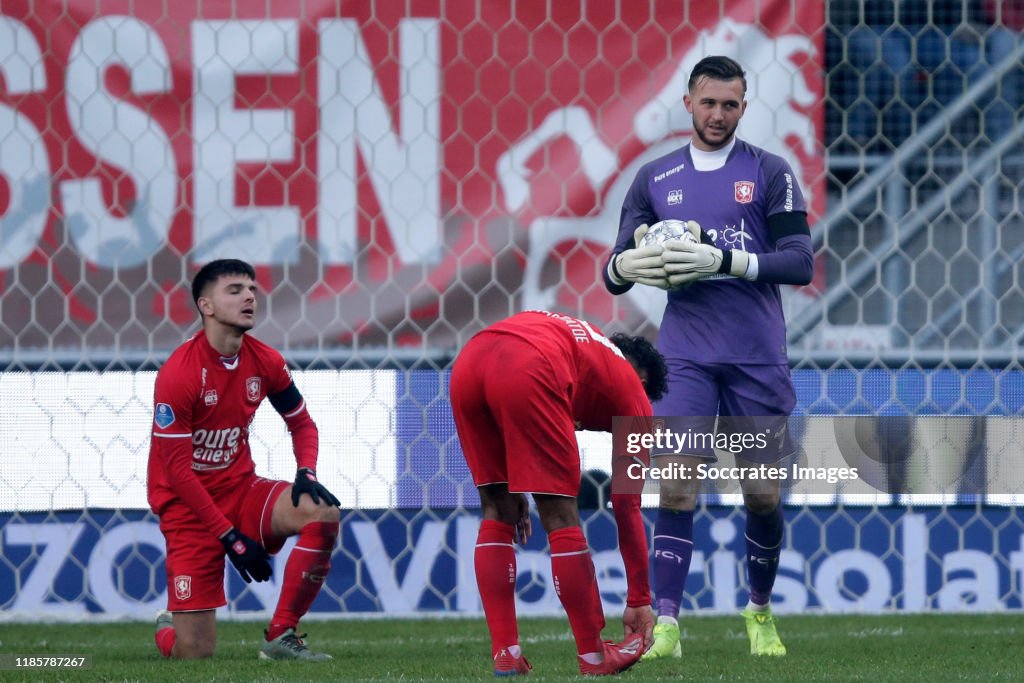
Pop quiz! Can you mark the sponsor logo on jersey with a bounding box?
[174,575,191,600]
[734,180,755,204]
[191,427,242,469]
[204,389,218,406]
[652,162,686,182]
[154,403,175,429]
[246,377,262,403]
[667,188,683,205]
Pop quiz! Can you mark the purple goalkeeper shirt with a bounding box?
[615,139,807,365]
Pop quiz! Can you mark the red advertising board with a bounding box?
[0,1,824,360]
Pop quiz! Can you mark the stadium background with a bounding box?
[2,0,1023,621]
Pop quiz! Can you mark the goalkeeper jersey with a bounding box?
[147,332,311,534]
[615,139,807,365]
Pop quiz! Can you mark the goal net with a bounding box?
[1,1,1023,619]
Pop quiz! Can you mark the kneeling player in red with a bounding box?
[148,259,341,660]
[451,311,666,676]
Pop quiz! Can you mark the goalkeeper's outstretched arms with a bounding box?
[662,212,814,288]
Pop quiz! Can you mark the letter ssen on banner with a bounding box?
[0,2,825,355]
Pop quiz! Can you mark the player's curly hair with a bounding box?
[688,55,747,94]
[191,258,257,308]
[610,333,668,402]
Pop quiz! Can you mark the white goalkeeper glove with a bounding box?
[608,225,671,290]
[662,228,753,287]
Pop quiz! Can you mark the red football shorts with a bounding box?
[160,476,289,612]
[450,332,580,496]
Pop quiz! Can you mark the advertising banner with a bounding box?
[1,507,1020,619]
[0,1,824,357]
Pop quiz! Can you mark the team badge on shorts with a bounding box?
[154,403,175,429]
[174,575,192,601]
[246,377,262,403]
[734,181,754,204]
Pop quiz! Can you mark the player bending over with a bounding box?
[148,259,341,660]
[604,55,815,659]
[451,310,667,676]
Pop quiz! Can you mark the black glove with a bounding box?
[220,528,272,583]
[291,468,341,507]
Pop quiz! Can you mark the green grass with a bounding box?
[0,613,1019,681]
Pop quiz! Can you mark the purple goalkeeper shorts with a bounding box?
[651,358,796,463]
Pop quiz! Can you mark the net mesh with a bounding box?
[0,1,1022,618]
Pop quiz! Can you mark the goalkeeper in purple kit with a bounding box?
[603,55,814,659]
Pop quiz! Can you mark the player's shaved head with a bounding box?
[688,55,747,94]
[192,259,257,308]
[610,333,668,402]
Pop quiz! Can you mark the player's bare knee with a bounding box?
[313,501,341,523]
[291,495,333,523]
[534,494,578,533]
[744,492,780,515]
[658,489,697,510]
[478,484,520,526]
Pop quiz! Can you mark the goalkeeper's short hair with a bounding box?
[610,333,668,402]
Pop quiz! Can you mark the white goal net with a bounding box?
[1,1,1023,619]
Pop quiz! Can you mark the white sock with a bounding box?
[746,600,769,612]
[657,615,678,626]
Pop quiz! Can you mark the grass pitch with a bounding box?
[0,613,1018,681]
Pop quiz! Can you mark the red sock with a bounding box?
[155,625,175,658]
[475,519,518,658]
[268,521,338,641]
[549,526,604,655]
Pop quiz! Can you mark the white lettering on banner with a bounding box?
[1009,537,1024,610]
[903,513,927,610]
[497,106,617,211]
[938,551,1002,611]
[192,20,300,264]
[0,18,50,269]
[5,523,88,616]
[709,519,739,610]
[60,17,175,269]
[87,522,166,614]
[3,514,1024,617]
[815,550,893,612]
[455,516,480,611]
[318,19,441,265]
[772,550,809,611]
[352,520,446,612]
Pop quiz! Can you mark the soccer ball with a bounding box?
[640,219,697,248]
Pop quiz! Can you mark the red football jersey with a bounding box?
[482,310,652,429]
[469,311,653,606]
[147,332,297,534]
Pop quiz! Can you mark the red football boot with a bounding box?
[493,647,532,677]
[578,634,645,676]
